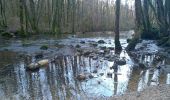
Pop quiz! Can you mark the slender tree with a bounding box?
[114,0,122,52]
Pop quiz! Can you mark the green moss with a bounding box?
[157,37,169,46]
[164,38,170,47]
[1,32,14,38]
[40,45,48,50]
[141,28,159,40]
[127,38,131,43]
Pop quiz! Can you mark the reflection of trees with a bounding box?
[113,51,121,95]
[114,63,118,95]
[1,51,167,99]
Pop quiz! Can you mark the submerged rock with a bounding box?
[37,59,49,66]
[80,41,85,44]
[83,51,92,56]
[88,74,94,79]
[90,43,98,47]
[107,72,112,78]
[76,74,86,81]
[27,63,39,70]
[75,44,81,48]
[27,59,49,71]
[35,53,43,59]
[115,58,126,65]
[98,40,105,44]
[40,45,48,50]
[138,63,147,69]
[108,47,115,50]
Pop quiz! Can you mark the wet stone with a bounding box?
[83,51,92,56]
[80,41,85,44]
[108,47,115,50]
[115,59,126,65]
[90,43,98,47]
[100,73,104,76]
[138,63,147,69]
[40,45,48,50]
[89,74,94,79]
[98,40,105,44]
[100,46,107,50]
[75,44,81,48]
[77,74,86,81]
[93,70,98,73]
[107,72,112,78]
[35,53,43,59]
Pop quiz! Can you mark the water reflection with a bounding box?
[0,37,169,99]
[0,51,168,99]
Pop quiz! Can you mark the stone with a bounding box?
[75,44,81,48]
[107,72,112,78]
[77,74,86,81]
[88,74,94,79]
[80,41,85,44]
[93,70,97,73]
[40,45,48,50]
[27,59,49,71]
[35,53,43,59]
[37,59,49,66]
[115,59,126,65]
[98,40,105,44]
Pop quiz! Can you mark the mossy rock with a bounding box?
[40,45,48,50]
[164,38,170,47]
[157,37,169,46]
[127,38,131,43]
[141,28,159,40]
[1,32,14,38]
[75,44,81,48]
[98,40,105,44]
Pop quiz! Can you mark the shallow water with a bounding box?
[0,31,169,100]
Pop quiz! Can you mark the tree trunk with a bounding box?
[19,0,25,34]
[114,0,122,52]
[126,0,143,51]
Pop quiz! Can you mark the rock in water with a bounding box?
[139,63,147,69]
[98,40,105,44]
[37,59,49,66]
[76,74,86,81]
[27,63,39,70]
[27,59,49,71]
[115,59,126,65]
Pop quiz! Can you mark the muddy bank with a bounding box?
[110,84,170,100]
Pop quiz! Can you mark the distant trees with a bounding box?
[127,0,170,51]
[0,0,7,28]
[0,0,135,35]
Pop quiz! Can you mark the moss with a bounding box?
[157,37,169,46]
[126,38,139,51]
[141,28,159,40]
[40,45,48,50]
[164,38,170,47]
[127,38,131,43]
[1,32,14,38]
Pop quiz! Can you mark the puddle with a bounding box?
[0,31,169,99]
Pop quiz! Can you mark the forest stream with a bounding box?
[0,30,170,100]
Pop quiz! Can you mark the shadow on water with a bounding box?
[0,31,170,99]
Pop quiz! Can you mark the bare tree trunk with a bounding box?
[126,0,143,51]
[114,0,122,52]
[19,0,25,34]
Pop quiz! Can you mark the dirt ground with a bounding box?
[109,84,170,100]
